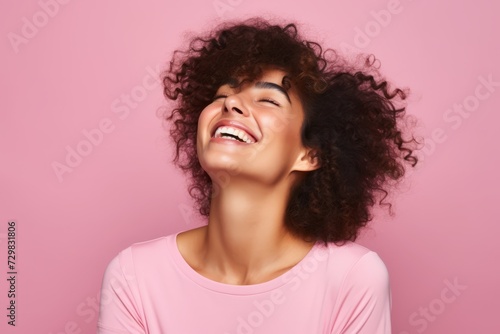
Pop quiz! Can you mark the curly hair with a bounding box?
[162,18,419,244]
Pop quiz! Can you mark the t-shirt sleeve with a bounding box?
[331,251,392,334]
[97,248,146,334]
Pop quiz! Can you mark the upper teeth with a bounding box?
[214,126,255,143]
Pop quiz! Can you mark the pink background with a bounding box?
[1,0,499,333]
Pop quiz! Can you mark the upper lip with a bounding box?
[211,119,259,142]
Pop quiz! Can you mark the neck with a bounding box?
[196,178,314,284]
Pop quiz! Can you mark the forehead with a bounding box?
[256,68,290,85]
[222,68,290,87]
[229,69,298,100]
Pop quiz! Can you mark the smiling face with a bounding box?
[197,68,318,187]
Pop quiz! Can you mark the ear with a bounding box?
[292,147,321,172]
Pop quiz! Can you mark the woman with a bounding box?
[97,18,418,333]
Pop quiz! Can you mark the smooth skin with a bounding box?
[177,69,320,285]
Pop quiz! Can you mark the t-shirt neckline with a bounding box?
[167,231,321,295]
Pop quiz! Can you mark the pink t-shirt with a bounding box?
[97,233,391,333]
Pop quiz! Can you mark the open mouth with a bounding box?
[213,126,256,144]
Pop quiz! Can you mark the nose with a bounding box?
[223,94,249,116]
[226,106,243,114]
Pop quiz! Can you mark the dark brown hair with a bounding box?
[162,18,419,244]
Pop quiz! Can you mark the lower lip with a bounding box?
[210,137,254,145]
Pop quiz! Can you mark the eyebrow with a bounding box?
[254,81,291,104]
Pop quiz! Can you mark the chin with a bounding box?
[199,153,243,178]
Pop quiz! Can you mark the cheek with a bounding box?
[197,106,216,134]
[264,113,303,144]
[198,107,209,125]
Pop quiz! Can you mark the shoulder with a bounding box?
[98,235,182,333]
[330,241,386,267]
[315,241,390,294]
[128,233,176,254]
[318,241,387,272]
[102,233,180,280]
[326,242,390,306]
[318,242,392,332]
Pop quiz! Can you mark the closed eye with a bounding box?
[259,98,280,107]
[213,94,227,101]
